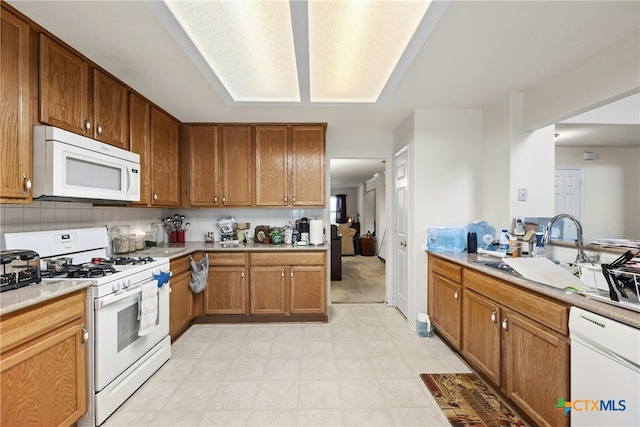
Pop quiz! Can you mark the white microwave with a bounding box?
[33,126,140,204]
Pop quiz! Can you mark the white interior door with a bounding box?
[394,149,409,317]
[554,168,583,241]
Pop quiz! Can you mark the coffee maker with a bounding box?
[296,218,310,243]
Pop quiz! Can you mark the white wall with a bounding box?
[375,173,387,259]
[403,109,483,327]
[556,146,640,239]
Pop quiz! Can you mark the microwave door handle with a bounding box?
[95,286,142,310]
[126,166,134,195]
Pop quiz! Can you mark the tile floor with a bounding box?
[104,303,471,426]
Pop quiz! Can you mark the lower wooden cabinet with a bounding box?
[205,252,248,315]
[1,290,87,426]
[428,254,570,427]
[169,255,196,340]
[428,257,462,350]
[250,251,326,317]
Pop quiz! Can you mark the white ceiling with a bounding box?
[6,0,640,180]
[330,159,386,188]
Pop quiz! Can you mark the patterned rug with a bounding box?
[420,373,528,427]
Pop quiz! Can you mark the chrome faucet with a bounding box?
[542,214,592,264]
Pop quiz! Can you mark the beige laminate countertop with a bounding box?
[137,241,330,261]
[429,251,640,330]
[0,242,329,317]
[0,280,91,316]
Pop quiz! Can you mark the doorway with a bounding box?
[329,158,386,304]
[554,168,584,241]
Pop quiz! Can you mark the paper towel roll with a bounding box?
[309,220,324,245]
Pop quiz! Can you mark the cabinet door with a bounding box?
[169,270,194,339]
[93,69,128,148]
[291,125,325,206]
[205,266,247,314]
[128,93,151,206]
[462,290,501,384]
[39,34,91,135]
[255,125,289,206]
[0,9,32,201]
[290,266,326,314]
[1,319,87,426]
[150,107,180,206]
[502,310,569,427]
[250,266,286,315]
[188,125,220,206]
[429,273,462,349]
[221,125,252,206]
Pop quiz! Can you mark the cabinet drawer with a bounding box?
[0,290,86,354]
[170,255,191,275]
[429,255,462,283]
[251,252,325,266]
[464,269,569,335]
[209,252,246,266]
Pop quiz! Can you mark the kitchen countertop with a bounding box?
[0,280,91,316]
[137,241,330,260]
[1,242,330,317]
[429,251,640,329]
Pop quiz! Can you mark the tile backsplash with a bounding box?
[0,201,324,243]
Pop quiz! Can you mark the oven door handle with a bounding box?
[95,286,142,310]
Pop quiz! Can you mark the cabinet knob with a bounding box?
[290,269,294,279]
[454,289,460,300]
[81,325,89,344]
[96,123,103,136]
[83,118,91,134]
[284,194,288,204]
[214,195,218,204]
[502,316,509,332]
[292,195,296,204]
[491,309,498,325]
[153,193,158,201]
[241,268,245,279]
[22,174,31,195]
[222,196,227,205]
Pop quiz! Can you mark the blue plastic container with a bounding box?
[426,227,466,252]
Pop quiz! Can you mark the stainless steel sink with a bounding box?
[473,260,519,275]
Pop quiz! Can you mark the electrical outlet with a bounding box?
[518,188,527,201]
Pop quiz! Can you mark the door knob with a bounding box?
[400,241,407,247]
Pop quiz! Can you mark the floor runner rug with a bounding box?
[420,373,529,427]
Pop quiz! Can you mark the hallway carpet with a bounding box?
[331,255,385,304]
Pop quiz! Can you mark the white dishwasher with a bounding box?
[569,307,640,427]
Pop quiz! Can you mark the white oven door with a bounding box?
[94,279,169,391]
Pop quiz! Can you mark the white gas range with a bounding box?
[2,227,172,426]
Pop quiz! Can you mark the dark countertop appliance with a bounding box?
[0,250,41,292]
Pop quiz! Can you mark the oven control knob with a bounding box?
[112,282,122,292]
[122,279,131,288]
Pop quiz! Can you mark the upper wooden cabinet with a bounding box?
[0,8,34,202]
[128,93,151,206]
[184,125,221,207]
[150,107,180,207]
[39,34,128,148]
[255,126,289,206]
[254,124,326,207]
[291,125,325,206]
[221,125,253,206]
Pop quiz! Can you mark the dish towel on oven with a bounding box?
[138,281,158,336]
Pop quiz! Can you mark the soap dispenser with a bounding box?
[533,232,546,257]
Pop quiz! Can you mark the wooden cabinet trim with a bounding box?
[250,251,325,266]
[463,269,569,335]
[0,290,85,354]
[208,252,246,266]
[430,256,462,283]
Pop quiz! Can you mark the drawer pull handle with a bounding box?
[502,316,509,332]
[491,309,497,324]
[454,289,459,300]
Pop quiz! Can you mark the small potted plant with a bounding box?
[269,228,283,245]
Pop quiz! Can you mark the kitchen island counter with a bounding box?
[0,280,91,315]
[430,251,640,329]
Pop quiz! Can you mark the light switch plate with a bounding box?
[518,188,527,201]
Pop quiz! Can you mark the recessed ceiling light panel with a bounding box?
[308,0,431,103]
[165,0,300,102]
